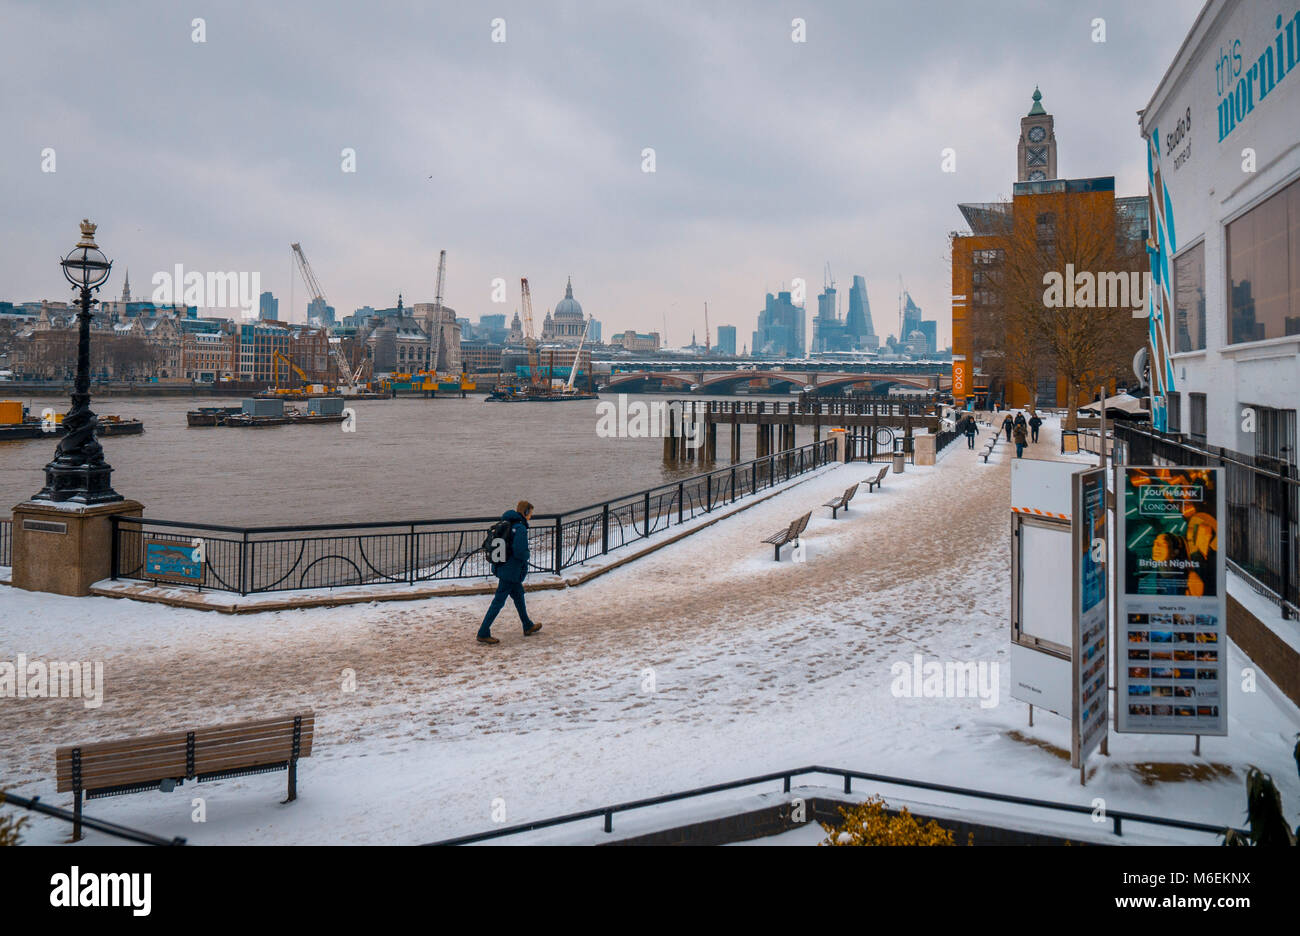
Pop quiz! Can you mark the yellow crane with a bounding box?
[271,350,323,394]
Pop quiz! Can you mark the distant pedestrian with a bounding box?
[1029,413,1043,443]
[477,500,544,645]
[963,415,978,449]
[1014,412,1027,432]
[1013,422,1028,458]
[1002,414,1014,441]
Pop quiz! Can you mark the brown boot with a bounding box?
[477,635,500,645]
[524,623,543,637]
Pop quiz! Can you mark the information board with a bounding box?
[1115,466,1227,736]
[1071,467,1109,766]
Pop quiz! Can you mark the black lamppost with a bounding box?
[32,219,123,505]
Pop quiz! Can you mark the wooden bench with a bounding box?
[761,511,811,561]
[55,712,314,841]
[863,466,889,493]
[822,483,859,519]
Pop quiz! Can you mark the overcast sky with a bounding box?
[1,0,1203,348]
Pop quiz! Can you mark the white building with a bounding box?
[1141,0,1300,463]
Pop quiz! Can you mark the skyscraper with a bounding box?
[752,291,805,357]
[845,275,878,349]
[716,324,737,355]
[259,291,279,320]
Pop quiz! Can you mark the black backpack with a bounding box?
[482,519,515,564]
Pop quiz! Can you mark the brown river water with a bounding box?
[0,392,816,526]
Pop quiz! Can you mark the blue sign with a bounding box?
[145,541,203,581]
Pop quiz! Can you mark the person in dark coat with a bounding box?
[963,415,978,448]
[477,500,544,645]
[1013,422,1028,458]
[1014,411,1028,431]
[1028,413,1043,443]
[1002,413,1014,441]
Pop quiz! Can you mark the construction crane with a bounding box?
[271,350,315,393]
[519,277,541,387]
[290,242,357,390]
[565,315,592,392]
[427,249,447,376]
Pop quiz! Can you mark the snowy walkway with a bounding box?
[1,416,1296,845]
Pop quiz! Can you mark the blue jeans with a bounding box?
[479,579,534,637]
[1015,442,1025,458]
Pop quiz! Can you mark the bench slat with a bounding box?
[55,714,314,792]
[55,714,312,759]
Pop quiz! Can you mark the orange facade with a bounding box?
[951,183,1135,409]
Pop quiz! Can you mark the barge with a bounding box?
[186,398,349,427]
[0,402,144,441]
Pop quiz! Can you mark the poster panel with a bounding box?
[145,539,203,584]
[1115,466,1227,736]
[1071,468,1109,767]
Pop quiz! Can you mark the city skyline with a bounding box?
[1,1,1201,350]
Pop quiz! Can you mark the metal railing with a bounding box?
[111,438,838,595]
[1116,423,1298,618]
[424,764,1246,845]
[0,790,185,846]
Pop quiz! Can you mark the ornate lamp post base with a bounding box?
[33,460,124,506]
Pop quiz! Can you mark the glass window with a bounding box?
[1189,393,1207,441]
[1227,176,1300,343]
[1166,392,1181,433]
[1171,242,1205,352]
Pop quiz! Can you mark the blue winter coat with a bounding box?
[493,509,531,583]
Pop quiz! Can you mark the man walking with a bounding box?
[477,500,544,645]
[963,415,978,449]
[1013,420,1028,459]
[1028,412,1043,443]
[1002,413,1014,441]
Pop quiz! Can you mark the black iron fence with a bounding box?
[425,764,1245,845]
[111,438,838,595]
[1116,423,1298,618]
[0,790,185,846]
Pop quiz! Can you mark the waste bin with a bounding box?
[892,452,905,473]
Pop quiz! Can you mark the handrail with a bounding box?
[112,438,837,536]
[424,764,1245,845]
[0,791,186,846]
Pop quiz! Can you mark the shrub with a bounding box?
[0,793,28,847]
[820,796,965,846]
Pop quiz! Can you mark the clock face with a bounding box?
[1028,125,1046,143]
[1027,146,1048,167]
[1028,170,1047,181]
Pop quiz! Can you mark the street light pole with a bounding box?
[32,219,123,505]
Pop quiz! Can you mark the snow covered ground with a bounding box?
[1,415,1297,845]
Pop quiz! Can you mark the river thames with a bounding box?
[0,392,816,525]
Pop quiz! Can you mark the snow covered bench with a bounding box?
[863,466,889,493]
[822,483,859,519]
[55,712,315,841]
[761,511,810,561]
[981,437,998,463]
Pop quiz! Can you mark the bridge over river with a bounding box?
[601,367,951,396]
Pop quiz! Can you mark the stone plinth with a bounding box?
[915,435,937,466]
[10,499,144,596]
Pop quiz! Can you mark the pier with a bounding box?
[660,396,940,464]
